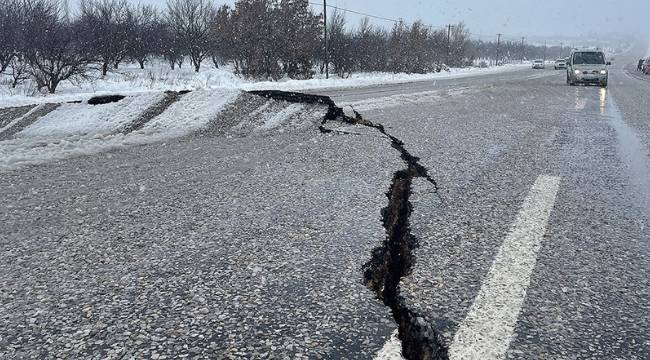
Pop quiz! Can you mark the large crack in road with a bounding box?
[250,90,448,360]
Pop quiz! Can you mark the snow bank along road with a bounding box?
[1,59,649,359]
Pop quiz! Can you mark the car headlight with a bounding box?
[600,70,607,75]
[574,70,581,75]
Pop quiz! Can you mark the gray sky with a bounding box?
[74,0,644,41]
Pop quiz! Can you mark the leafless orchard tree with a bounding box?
[0,0,20,74]
[166,0,215,72]
[126,4,160,69]
[0,0,563,92]
[21,0,92,93]
[8,54,30,88]
[78,0,132,76]
[208,4,234,69]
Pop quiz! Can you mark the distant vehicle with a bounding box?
[554,59,567,70]
[566,49,610,87]
[532,60,545,69]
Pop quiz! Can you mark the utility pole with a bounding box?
[496,33,503,66]
[323,0,328,79]
[521,37,525,64]
[543,40,547,63]
[447,24,452,65]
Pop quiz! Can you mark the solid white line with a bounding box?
[374,330,405,360]
[448,175,562,360]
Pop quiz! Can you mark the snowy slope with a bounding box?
[143,90,238,135]
[0,90,240,170]
[17,93,165,139]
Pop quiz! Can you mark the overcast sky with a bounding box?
[72,0,644,41]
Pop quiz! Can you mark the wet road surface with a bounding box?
[2,53,650,359]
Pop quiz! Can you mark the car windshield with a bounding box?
[573,52,605,65]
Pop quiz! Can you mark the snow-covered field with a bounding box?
[0,61,527,107]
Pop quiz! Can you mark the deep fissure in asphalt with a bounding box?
[250,90,448,360]
[88,94,126,105]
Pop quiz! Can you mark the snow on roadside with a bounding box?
[142,89,238,135]
[17,93,165,139]
[0,63,528,108]
[240,63,529,92]
[0,89,239,170]
[340,87,475,112]
[0,104,43,135]
[259,103,305,130]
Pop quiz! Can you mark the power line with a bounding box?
[308,1,449,32]
[308,1,524,42]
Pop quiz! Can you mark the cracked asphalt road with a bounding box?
[2,50,650,359]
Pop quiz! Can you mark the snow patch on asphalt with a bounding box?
[341,87,475,112]
[259,103,305,130]
[16,93,165,139]
[143,90,238,134]
[374,330,405,360]
[0,104,44,134]
[0,90,239,170]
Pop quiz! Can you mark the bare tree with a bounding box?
[8,54,30,88]
[166,0,215,72]
[0,0,20,74]
[21,0,92,93]
[78,0,130,76]
[157,22,184,70]
[208,4,234,68]
[126,4,159,69]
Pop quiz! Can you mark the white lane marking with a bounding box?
[449,175,562,360]
[374,330,405,360]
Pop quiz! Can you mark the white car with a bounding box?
[554,59,567,70]
[566,49,610,87]
[532,60,545,69]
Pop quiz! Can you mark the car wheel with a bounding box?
[601,80,608,88]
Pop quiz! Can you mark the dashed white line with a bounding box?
[449,175,562,360]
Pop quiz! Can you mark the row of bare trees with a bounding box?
[325,11,472,78]
[0,0,557,93]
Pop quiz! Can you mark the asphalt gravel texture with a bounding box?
[2,48,650,359]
